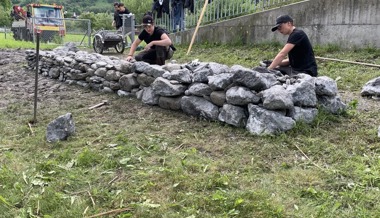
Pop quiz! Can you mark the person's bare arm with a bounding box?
[144,33,172,50]
[268,43,294,69]
[126,38,142,61]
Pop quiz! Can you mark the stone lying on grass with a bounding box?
[46,113,75,143]
[361,77,380,98]
[26,45,348,136]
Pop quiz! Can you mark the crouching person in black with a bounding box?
[267,15,318,77]
[126,14,174,66]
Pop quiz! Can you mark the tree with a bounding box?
[0,0,12,27]
[0,0,11,9]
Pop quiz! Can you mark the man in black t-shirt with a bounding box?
[268,15,318,77]
[114,3,131,30]
[126,15,173,65]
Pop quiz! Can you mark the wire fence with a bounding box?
[1,0,302,46]
[2,15,139,49]
[154,0,303,33]
[2,18,92,47]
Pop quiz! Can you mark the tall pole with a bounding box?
[33,31,40,123]
[186,0,208,55]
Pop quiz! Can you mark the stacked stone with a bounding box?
[25,45,347,135]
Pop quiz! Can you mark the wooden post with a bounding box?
[33,31,40,124]
[186,0,209,55]
[315,56,380,68]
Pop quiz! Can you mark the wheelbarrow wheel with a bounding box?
[93,35,104,54]
[115,41,125,54]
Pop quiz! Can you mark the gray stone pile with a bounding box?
[25,44,347,135]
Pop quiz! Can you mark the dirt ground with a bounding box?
[0,48,379,116]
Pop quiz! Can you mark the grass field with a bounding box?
[0,41,380,217]
[0,32,138,50]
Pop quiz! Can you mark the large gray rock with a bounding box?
[103,81,120,91]
[181,96,219,120]
[318,95,347,114]
[186,83,212,96]
[48,67,60,79]
[162,68,192,84]
[67,70,89,80]
[287,78,317,107]
[119,74,139,91]
[158,96,182,110]
[208,73,234,91]
[289,106,318,124]
[142,87,160,105]
[246,104,295,135]
[218,104,248,127]
[361,77,380,97]
[315,76,338,96]
[210,91,226,106]
[230,65,252,74]
[94,67,107,78]
[233,68,277,91]
[208,62,230,74]
[151,77,187,96]
[226,86,260,106]
[105,70,121,81]
[262,85,294,110]
[95,61,108,68]
[192,68,212,83]
[134,61,167,78]
[136,73,155,87]
[118,60,134,74]
[46,113,75,142]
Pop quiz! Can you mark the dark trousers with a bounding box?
[276,66,316,77]
[135,46,168,66]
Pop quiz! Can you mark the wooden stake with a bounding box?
[88,100,108,110]
[187,0,209,55]
[294,144,325,171]
[87,191,96,207]
[28,123,34,136]
[316,56,380,68]
[87,208,132,218]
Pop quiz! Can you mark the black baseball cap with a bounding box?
[271,15,293,32]
[142,15,154,25]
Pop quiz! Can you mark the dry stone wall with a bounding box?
[25,44,347,135]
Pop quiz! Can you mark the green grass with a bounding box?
[0,32,92,49]
[1,43,380,217]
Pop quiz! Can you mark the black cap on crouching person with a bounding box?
[142,15,154,25]
[271,15,293,32]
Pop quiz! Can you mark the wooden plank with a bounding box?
[316,56,380,68]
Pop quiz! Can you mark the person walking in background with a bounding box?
[112,2,120,29]
[115,3,131,31]
[126,14,173,65]
[267,15,318,77]
[171,0,185,32]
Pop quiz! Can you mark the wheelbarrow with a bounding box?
[92,29,125,54]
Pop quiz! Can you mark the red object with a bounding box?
[12,5,27,19]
